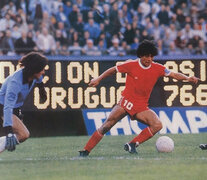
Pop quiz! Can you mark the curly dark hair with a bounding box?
[136,40,158,58]
[19,52,48,77]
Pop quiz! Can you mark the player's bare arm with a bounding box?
[89,66,117,87]
[168,72,199,84]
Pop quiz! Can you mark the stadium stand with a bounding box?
[0,0,206,56]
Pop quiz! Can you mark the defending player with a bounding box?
[79,40,199,157]
[0,52,48,153]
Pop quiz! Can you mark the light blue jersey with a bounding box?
[0,69,43,127]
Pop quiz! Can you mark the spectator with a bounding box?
[98,32,108,48]
[79,30,90,47]
[170,14,180,30]
[68,30,80,46]
[14,31,37,55]
[157,4,170,26]
[180,2,189,17]
[97,39,107,55]
[74,13,84,37]
[121,3,133,24]
[29,0,50,17]
[123,23,135,45]
[162,30,173,54]
[82,39,101,56]
[1,29,16,55]
[167,41,183,55]
[139,0,151,19]
[36,27,56,55]
[176,8,186,29]
[84,18,101,41]
[63,0,72,17]
[195,39,207,55]
[120,40,130,56]
[57,21,68,39]
[168,0,177,13]
[16,0,29,15]
[165,23,178,41]
[139,29,153,42]
[4,1,17,16]
[54,29,68,46]
[108,16,122,37]
[0,13,15,31]
[181,23,194,42]
[69,4,79,28]
[130,37,139,55]
[15,14,28,33]
[190,5,199,24]
[58,43,70,56]
[151,18,165,41]
[108,38,124,56]
[109,2,119,22]
[51,0,64,14]
[174,30,184,49]
[157,39,164,55]
[152,0,162,15]
[68,41,82,56]
[27,22,36,41]
[93,1,104,23]
[185,43,196,55]
[11,24,21,40]
[0,31,6,53]
[41,11,55,33]
[102,3,110,20]
[118,9,127,32]
[191,22,207,41]
[17,7,27,23]
[55,5,70,28]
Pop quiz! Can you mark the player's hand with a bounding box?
[89,78,100,87]
[3,126,19,152]
[188,76,199,84]
[39,88,47,102]
[5,133,19,151]
[37,82,47,102]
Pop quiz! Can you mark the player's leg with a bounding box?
[12,114,30,143]
[0,115,29,153]
[125,109,162,153]
[79,104,127,156]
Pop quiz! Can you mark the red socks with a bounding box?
[130,127,154,146]
[84,127,153,152]
[84,130,103,152]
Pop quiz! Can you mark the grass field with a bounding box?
[0,133,207,180]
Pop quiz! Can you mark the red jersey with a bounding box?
[116,59,167,113]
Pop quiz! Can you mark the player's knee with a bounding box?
[101,126,110,134]
[155,121,163,131]
[18,129,30,143]
[100,122,113,134]
[152,120,162,133]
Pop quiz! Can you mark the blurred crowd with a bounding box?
[0,0,206,56]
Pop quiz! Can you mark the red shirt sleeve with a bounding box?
[155,63,166,77]
[116,60,134,73]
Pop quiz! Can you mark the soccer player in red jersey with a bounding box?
[79,40,199,156]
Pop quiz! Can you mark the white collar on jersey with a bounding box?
[138,58,151,69]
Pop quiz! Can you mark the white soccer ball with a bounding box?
[156,136,174,153]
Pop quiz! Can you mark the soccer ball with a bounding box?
[156,136,174,153]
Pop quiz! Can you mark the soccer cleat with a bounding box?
[199,144,207,150]
[124,143,138,154]
[79,150,89,157]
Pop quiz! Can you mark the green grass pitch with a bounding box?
[0,134,207,180]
